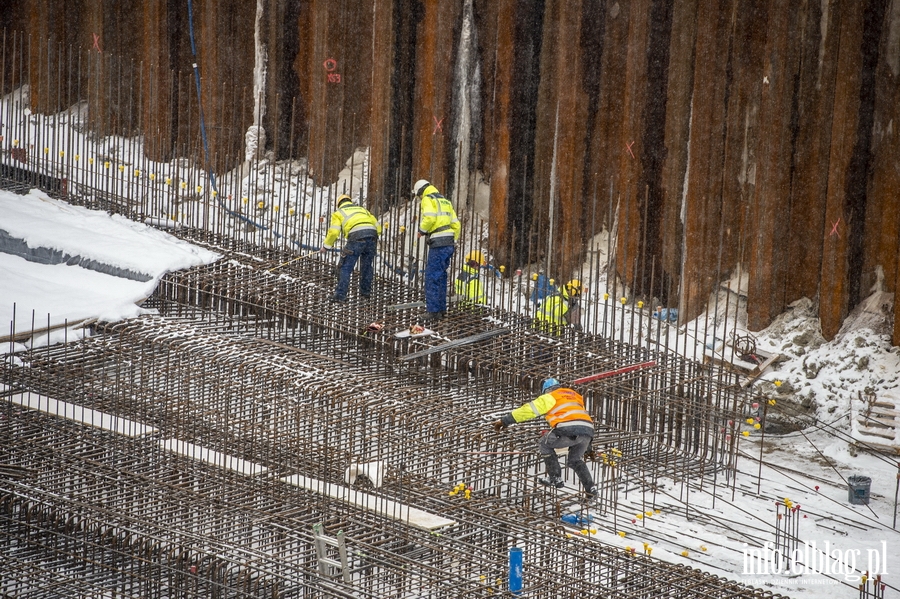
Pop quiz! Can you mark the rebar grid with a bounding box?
[0,409,483,599]
[11,312,733,499]
[150,236,746,471]
[1,308,788,597]
[0,404,786,599]
[0,31,790,598]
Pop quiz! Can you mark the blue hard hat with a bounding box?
[542,378,561,393]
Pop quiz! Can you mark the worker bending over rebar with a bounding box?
[493,378,597,498]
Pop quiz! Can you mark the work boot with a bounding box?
[539,454,564,488]
[538,475,565,489]
[573,462,595,494]
[422,311,442,323]
[330,296,347,304]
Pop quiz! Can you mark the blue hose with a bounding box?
[186,0,307,241]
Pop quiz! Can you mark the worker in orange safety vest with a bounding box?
[493,377,597,498]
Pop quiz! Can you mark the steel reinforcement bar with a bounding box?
[2,315,785,598]
[150,235,748,472]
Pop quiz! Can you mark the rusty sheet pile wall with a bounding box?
[4,0,900,345]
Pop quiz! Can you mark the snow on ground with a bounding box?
[2,158,899,596]
[0,188,219,345]
[1,189,218,278]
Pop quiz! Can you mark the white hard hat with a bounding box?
[412,179,430,196]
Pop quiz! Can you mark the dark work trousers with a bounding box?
[424,244,455,313]
[539,428,592,469]
[334,236,377,300]
[539,427,595,490]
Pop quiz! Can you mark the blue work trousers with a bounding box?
[424,244,455,313]
[334,237,377,300]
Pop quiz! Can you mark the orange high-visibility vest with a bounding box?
[543,388,591,428]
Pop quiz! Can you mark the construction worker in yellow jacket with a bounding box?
[454,250,487,306]
[493,378,597,498]
[413,179,461,322]
[321,194,381,302]
[534,279,583,333]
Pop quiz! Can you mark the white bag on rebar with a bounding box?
[345,461,384,488]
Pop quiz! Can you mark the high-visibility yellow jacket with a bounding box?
[454,263,486,304]
[323,204,381,248]
[507,388,592,428]
[534,288,574,327]
[417,184,460,247]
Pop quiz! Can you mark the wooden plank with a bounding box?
[852,440,900,456]
[387,301,427,311]
[856,425,896,441]
[755,352,780,373]
[869,409,900,418]
[394,327,434,339]
[7,390,156,437]
[399,328,510,362]
[160,439,268,476]
[0,318,97,344]
[858,415,897,428]
[740,353,782,388]
[281,474,456,531]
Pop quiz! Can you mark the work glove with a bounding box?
[492,420,507,433]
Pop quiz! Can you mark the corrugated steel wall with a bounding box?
[3,0,899,343]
